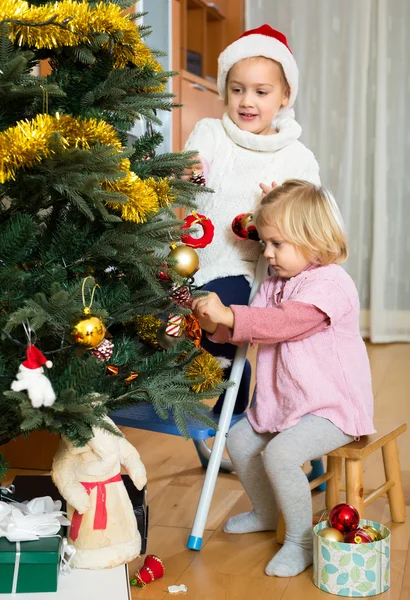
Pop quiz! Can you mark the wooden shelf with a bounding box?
[181,69,218,93]
[172,0,243,151]
[187,0,225,19]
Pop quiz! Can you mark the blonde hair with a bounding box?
[225,56,290,105]
[254,180,348,265]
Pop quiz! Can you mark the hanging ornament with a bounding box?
[70,278,106,349]
[135,315,161,349]
[167,243,199,278]
[183,314,202,347]
[124,371,139,386]
[186,352,224,392]
[317,527,344,542]
[329,503,360,534]
[181,211,214,249]
[91,339,114,362]
[71,311,105,349]
[170,284,191,307]
[106,365,120,377]
[10,344,56,408]
[165,314,183,337]
[189,169,206,187]
[130,555,165,587]
[105,365,139,385]
[158,270,170,281]
[344,528,374,544]
[156,322,181,350]
[231,213,260,241]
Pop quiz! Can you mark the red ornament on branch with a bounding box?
[181,211,214,249]
[231,212,260,241]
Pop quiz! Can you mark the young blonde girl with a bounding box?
[191,180,375,577]
[184,24,320,415]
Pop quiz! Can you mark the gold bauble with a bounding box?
[317,527,344,542]
[70,308,106,348]
[168,243,199,278]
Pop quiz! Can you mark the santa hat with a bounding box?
[22,345,52,369]
[217,24,299,108]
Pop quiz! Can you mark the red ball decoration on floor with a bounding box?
[132,555,165,587]
[344,528,374,544]
[329,503,360,534]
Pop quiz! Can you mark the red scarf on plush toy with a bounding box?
[69,473,122,541]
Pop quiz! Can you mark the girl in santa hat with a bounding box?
[183,25,320,416]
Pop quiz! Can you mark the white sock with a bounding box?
[265,540,313,577]
[224,510,277,534]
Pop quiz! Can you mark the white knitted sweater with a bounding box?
[184,112,320,287]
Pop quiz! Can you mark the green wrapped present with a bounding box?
[0,531,62,594]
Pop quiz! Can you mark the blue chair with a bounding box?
[111,402,245,474]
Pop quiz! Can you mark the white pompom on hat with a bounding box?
[22,344,53,369]
[217,24,299,108]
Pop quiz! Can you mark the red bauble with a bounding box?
[344,528,374,544]
[181,212,214,249]
[329,503,360,533]
[132,555,165,587]
[231,213,260,241]
[158,270,170,281]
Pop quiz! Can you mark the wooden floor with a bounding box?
[5,343,410,599]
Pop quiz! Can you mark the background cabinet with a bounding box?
[172,0,244,150]
[180,73,224,145]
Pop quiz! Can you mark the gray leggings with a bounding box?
[226,414,353,545]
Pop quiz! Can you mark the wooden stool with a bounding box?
[276,423,407,545]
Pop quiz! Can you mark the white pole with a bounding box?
[187,253,266,550]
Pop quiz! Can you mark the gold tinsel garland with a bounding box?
[148,177,175,208]
[1,0,162,73]
[104,172,160,224]
[0,113,172,222]
[186,353,224,393]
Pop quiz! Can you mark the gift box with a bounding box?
[11,474,149,554]
[313,519,390,597]
[0,529,62,594]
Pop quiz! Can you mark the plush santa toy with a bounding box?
[51,418,147,569]
[11,344,56,408]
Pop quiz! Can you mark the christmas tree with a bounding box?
[0,0,225,466]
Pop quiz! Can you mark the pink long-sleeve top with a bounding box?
[209,264,375,437]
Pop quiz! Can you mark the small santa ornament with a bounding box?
[11,344,56,408]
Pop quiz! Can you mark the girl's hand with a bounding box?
[181,154,203,181]
[259,181,277,198]
[191,292,234,329]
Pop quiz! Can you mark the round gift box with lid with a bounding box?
[313,519,390,596]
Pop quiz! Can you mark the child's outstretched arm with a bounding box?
[191,292,234,332]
